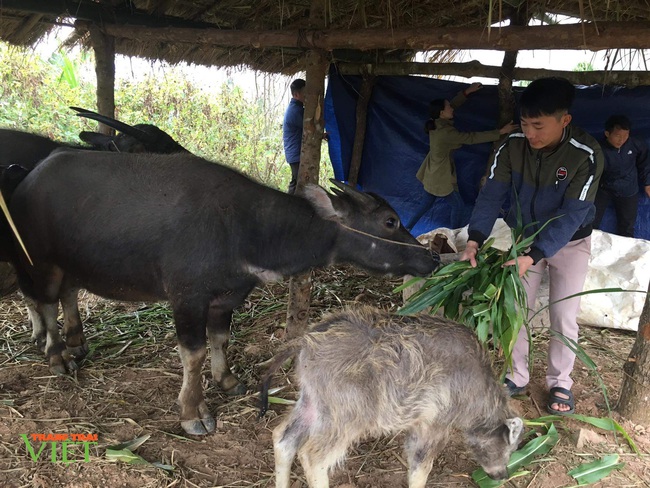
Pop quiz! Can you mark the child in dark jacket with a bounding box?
[593,114,650,238]
[461,77,604,416]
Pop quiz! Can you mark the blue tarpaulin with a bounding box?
[324,68,650,240]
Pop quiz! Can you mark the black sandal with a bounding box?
[504,378,526,397]
[547,387,575,415]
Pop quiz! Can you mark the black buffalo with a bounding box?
[8,150,438,435]
[0,111,187,347]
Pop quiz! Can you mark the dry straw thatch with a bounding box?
[0,0,649,74]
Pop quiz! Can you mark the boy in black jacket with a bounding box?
[593,114,650,237]
[461,78,604,415]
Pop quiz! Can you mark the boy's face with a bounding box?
[520,112,571,150]
[605,127,630,149]
[293,90,305,103]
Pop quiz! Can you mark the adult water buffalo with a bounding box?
[0,110,188,345]
[8,149,438,435]
[0,108,186,175]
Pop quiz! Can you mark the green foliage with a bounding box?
[0,44,95,141]
[0,42,332,190]
[49,49,85,89]
[397,232,531,373]
[574,61,594,72]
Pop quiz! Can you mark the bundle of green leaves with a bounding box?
[397,218,550,372]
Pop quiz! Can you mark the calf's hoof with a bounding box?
[181,416,216,436]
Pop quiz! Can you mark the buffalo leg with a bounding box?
[173,299,215,435]
[177,343,215,435]
[60,286,88,358]
[207,327,245,394]
[38,301,78,375]
[405,425,448,488]
[24,296,46,352]
[206,294,251,395]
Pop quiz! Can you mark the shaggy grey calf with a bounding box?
[260,306,523,488]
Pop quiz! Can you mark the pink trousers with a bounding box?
[506,236,591,390]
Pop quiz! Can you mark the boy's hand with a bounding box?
[460,240,480,267]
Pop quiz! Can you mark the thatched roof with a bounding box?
[1,1,649,74]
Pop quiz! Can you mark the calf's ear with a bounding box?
[301,183,343,221]
[505,417,524,445]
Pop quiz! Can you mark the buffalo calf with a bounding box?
[262,307,523,487]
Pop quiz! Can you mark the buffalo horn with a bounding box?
[329,179,374,205]
[69,106,155,144]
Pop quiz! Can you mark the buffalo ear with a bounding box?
[504,417,524,446]
[301,184,342,221]
[79,131,113,148]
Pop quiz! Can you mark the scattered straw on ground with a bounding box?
[0,265,648,488]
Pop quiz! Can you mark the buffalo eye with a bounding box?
[385,217,398,229]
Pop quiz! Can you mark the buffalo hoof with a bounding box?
[223,382,247,396]
[48,353,79,376]
[33,336,46,353]
[181,416,216,436]
[67,342,89,359]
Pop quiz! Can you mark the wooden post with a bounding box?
[497,12,526,127]
[617,279,650,423]
[285,0,329,340]
[347,74,375,186]
[482,13,524,188]
[497,50,518,127]
[87,23,116,133]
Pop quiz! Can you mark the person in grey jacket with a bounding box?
[593,114,650,238]
[461,77,604,415]
[404,82,517,231]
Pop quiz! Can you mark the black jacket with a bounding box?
[599,137,650,198]
[469,126,604,263]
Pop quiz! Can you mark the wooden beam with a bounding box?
[77,21,650,51]
[337,61,650,86]
[1,0,213,29]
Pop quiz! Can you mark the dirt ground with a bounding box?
[0,266,648,488]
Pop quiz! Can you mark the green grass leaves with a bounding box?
[568,454,625,485]
[105,434,174,472]
[397,237,527,371]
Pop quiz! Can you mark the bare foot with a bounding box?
[550,390,571,412]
